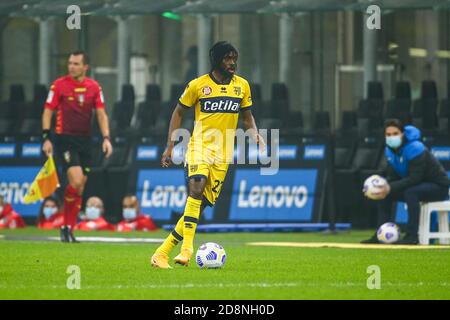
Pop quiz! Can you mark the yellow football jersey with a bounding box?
[179,72,252,164]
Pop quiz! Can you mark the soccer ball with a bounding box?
[363,175,388,200]
[196,242,226,269]
[377,222,400,244]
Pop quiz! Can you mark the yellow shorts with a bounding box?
[185,162,229,206]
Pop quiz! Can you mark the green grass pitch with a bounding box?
[1,228,450,299]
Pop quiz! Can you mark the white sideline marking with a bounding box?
[47,237,165,243]
[2,281,450,290]
[247,242,450,250]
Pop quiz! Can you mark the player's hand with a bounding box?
[254,133,266,153]
[161,146,173,168]
[379,183,391,199]
[42,140,53,157]
[102,138,113,158]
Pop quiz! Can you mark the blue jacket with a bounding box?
[384,125,450,193]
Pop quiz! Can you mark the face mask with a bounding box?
[386,135,402,149]
[43,207,57,219]
[123,208,137,220]
[86,207,101,220]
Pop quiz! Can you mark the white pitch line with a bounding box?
[2,281,450,290]
[247,242,450,250]
[46,236,165,243]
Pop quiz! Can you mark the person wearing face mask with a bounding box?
[116,195,158,232]
[75,196,115,231]
[361,119,450,244]
[0,195,25,229]
[37,196,64,229]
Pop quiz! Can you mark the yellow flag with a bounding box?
[23,156,60,204]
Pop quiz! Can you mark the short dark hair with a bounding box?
[70,50,89,65]
[384,119,404,132]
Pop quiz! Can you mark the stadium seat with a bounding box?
[135,101,160,132]
[121,84,135,103]
[170,84,185,103]
[313,111,331,135]
[17,85,47,136]
[385,81,412,124]
[249,83,262,121]
[283,111,303,135]
[439,99,449,134]
[357,100,384,136]
[271,83,289,101]
[337,111,357,137]
[334,136,356,169]
[412,80,438,132]
[5,84,28,134]
[250,83,262,102]
[438,81,450,134]
[367,81,384,100]
[335,135,384,228]
[110,85,136,135]
[145,84,161,102]
[357,81,385,137]
[0,101,14,135]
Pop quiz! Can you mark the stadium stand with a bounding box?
[385,81,412,125]
[2,77,449,229]
[412,80,439,133]
[357,81,384,137]
[110,84,135,135]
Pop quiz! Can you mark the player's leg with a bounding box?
[62,166,86,243]
[59,136,91,243]
[173,163,227,265]
[152,164,208,268]
[177,176,207,256]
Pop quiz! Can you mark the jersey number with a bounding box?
[211,180,223,193]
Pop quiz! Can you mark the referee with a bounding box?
[42,50,113,243]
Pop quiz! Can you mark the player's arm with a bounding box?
[96,108,113,158]
[161,104,188,167]
[241,109,266,151]
[42,83,60,157]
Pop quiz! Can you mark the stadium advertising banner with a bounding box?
[229,169,318,221]
[132,139,329,223]
[0,141,45,217]
[136,168,214,221]
[0,166,42,216]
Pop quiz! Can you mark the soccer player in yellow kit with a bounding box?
[151,41,265,269]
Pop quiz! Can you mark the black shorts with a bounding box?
[54,134,91,175]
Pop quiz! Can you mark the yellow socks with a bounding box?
[154,196,202,256]
[155,216,184,256]
[181,196,202,251]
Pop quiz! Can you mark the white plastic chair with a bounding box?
[418,201,450,245]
